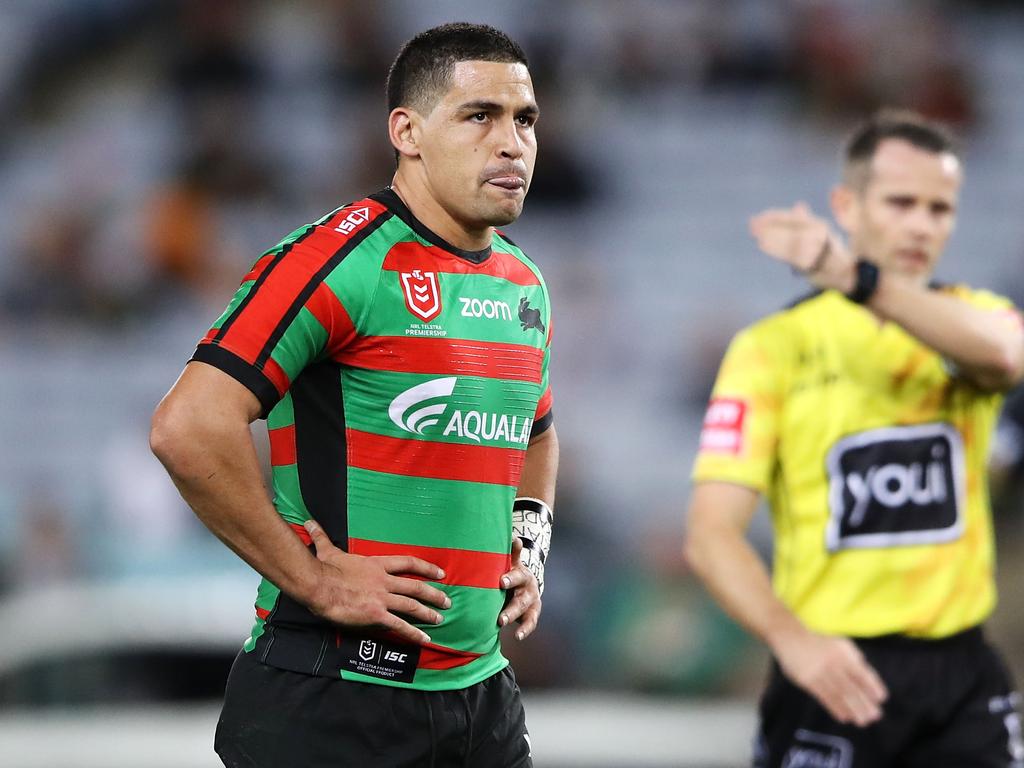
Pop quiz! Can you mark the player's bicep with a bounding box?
[193,248,363,417]
[161,361,263,426]
[692,328,788,492]
[688,481,761,535]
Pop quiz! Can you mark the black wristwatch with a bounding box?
[845,259,880,304]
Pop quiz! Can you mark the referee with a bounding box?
[685,110,1024,767]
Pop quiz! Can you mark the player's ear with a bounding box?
[389,107,421,159]
[830,184,857,236]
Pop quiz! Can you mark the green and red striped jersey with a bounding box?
[191,188,553,691]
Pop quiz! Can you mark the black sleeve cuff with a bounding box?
[531,409,553,438]
[191,344,281,419]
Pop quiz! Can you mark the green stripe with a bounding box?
[267,306,329,382]
[413,584,507,652]
[347,467,513,553]
[243,618,266,652]
[267,392,295,429]
[272,464,308,524]
[539,346,550,397]
[262,223,316,258]
[321,219,406,326]
[243,579,282,651]
[210,280,254,331]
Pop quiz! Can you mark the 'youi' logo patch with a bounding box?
[825,423,964,551]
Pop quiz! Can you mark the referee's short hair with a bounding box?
[842,109,959,189]
[386,23,528,116]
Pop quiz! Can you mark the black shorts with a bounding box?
[215,650,532,768]
[754,627,1024,768]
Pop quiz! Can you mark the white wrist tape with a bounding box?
[512,497,553,595]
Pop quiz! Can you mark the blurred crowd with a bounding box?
[2,0,1024,700]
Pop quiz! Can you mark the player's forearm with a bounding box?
[151,406,320,604]
[867,273,1024,390]
[685,483,808,651]
[685,519,805,649]
[517,425,558,507]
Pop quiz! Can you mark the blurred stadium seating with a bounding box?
[2,1,1023,765]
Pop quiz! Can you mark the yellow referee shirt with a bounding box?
[692,286,1015,639]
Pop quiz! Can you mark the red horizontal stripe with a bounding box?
[218,200,387,363]
[535,386,553,420]
[339,336,543,384]
[382,242,540,286]
[348,538,511,590]
[268,424,296,466]
[418,644,483,670]
[348,429,526,487]
[289,522,313,546]
[255,607,271,620]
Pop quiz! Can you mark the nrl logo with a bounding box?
[400,269,442,322]
[358,640,377,662]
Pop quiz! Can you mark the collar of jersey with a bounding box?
[371,187,493,265]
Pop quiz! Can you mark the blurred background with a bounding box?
[1,0,1023,765]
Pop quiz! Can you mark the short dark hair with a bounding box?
[386,23,528,116]
[842,109,959,189]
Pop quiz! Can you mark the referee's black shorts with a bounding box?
[753,626,1024,768]
[214,649,532,768]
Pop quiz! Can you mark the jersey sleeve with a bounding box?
[531,279,554,437]
[691,321,791,493]
[937,285,1022,381]
[950,285,1022,322]
[191,201,387,417]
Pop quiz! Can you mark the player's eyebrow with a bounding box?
[458,99,540,118]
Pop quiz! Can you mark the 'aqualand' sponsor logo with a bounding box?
[388,377,532,445]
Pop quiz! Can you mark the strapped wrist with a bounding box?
[845,259,880,304]
[512,497,553,595]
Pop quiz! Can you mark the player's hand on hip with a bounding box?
[771,627,888,728]
[749,203,856,293]
[498,537,541,641]
[302,518,450,645]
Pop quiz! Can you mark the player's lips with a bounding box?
[895,249,930,268]
[482,166,528,192]
[484,175,526,190]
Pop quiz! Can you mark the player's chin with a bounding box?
[891,261,934,285]
[483,199,525,227]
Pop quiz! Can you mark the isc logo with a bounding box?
[384,651,408,663]
[334,207,371,235]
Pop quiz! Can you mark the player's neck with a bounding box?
[390,173,493,252]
